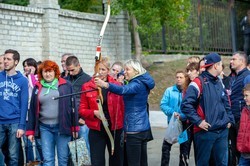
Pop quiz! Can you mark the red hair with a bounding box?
[37,60,61,81]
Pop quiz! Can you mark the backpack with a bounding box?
[196,75,205,99]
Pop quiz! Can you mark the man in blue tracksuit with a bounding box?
[229,51,250,165]
[0,49,29,166]
[181,53,235,166]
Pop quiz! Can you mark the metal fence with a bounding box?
[140,0,249,55]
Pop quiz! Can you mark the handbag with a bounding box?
[68,137,91,166]
[164,112,183,144]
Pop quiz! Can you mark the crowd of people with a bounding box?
[161,52,250,166]
[1,48,250,166]
[0,49,155,166]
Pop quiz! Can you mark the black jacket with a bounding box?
[66,68,91,108]
[240,16,250,34]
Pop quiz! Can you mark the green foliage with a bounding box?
[59,0,102,13]
[1,0,28,6]
[112,0,191,35]
[140,0,239,54]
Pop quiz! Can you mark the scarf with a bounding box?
[40,78,58,95]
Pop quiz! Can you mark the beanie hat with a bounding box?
[203,52,221,68]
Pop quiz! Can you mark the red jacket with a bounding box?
[79,76,124,131]
[237,106,250,152]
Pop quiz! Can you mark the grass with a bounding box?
[146,56,231,110]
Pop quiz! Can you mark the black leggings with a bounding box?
[89,126,123,166]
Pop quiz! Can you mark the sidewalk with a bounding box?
[105,127,195,166]
[148,111,195,166]
[149,110,168,128]
[105,110,195,165]
[148,127,195,166]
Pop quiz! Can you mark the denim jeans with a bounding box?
[239,156,250,166]
[194,128,228,166]
[39,123,71,166]
[0,123,20,166]
[78,125,90,153]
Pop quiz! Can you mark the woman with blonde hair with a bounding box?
[187,56,200,66]
[79,57,124,166]
[95,59,155,166]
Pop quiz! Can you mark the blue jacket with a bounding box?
[0,70,29,130]
[160,84,186,122]
[230,68,250,122]
[26,78,79,137]
[108,72,155,132]
[181,71,234,133]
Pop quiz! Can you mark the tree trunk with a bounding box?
[131,14,142,60]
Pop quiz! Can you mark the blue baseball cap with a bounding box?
[203,52,221,68]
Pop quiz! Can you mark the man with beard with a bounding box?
[0,49,29,166]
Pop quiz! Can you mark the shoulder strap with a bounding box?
[196,75,204,98]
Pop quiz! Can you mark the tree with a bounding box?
[112,0,191,60]
[1,0,190,60]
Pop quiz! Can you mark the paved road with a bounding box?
[147,127,195,166]
[105,127,195,165]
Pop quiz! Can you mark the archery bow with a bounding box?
[94,0,114,155]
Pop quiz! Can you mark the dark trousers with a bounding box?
[243,34,250,55]
[89,127,123,166]
[228,122,240,166]
[161,138,191,166]
[161,121,192,166]
[123,141,128,166]
[126,132,149,166]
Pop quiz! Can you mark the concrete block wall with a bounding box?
[0,2,131,74]
[58,10,119,74]
[0,3,44,67]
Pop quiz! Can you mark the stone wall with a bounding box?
[0,2,131,74]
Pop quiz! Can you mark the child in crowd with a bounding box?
[237,83,250,165]
[187,56,200,66]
